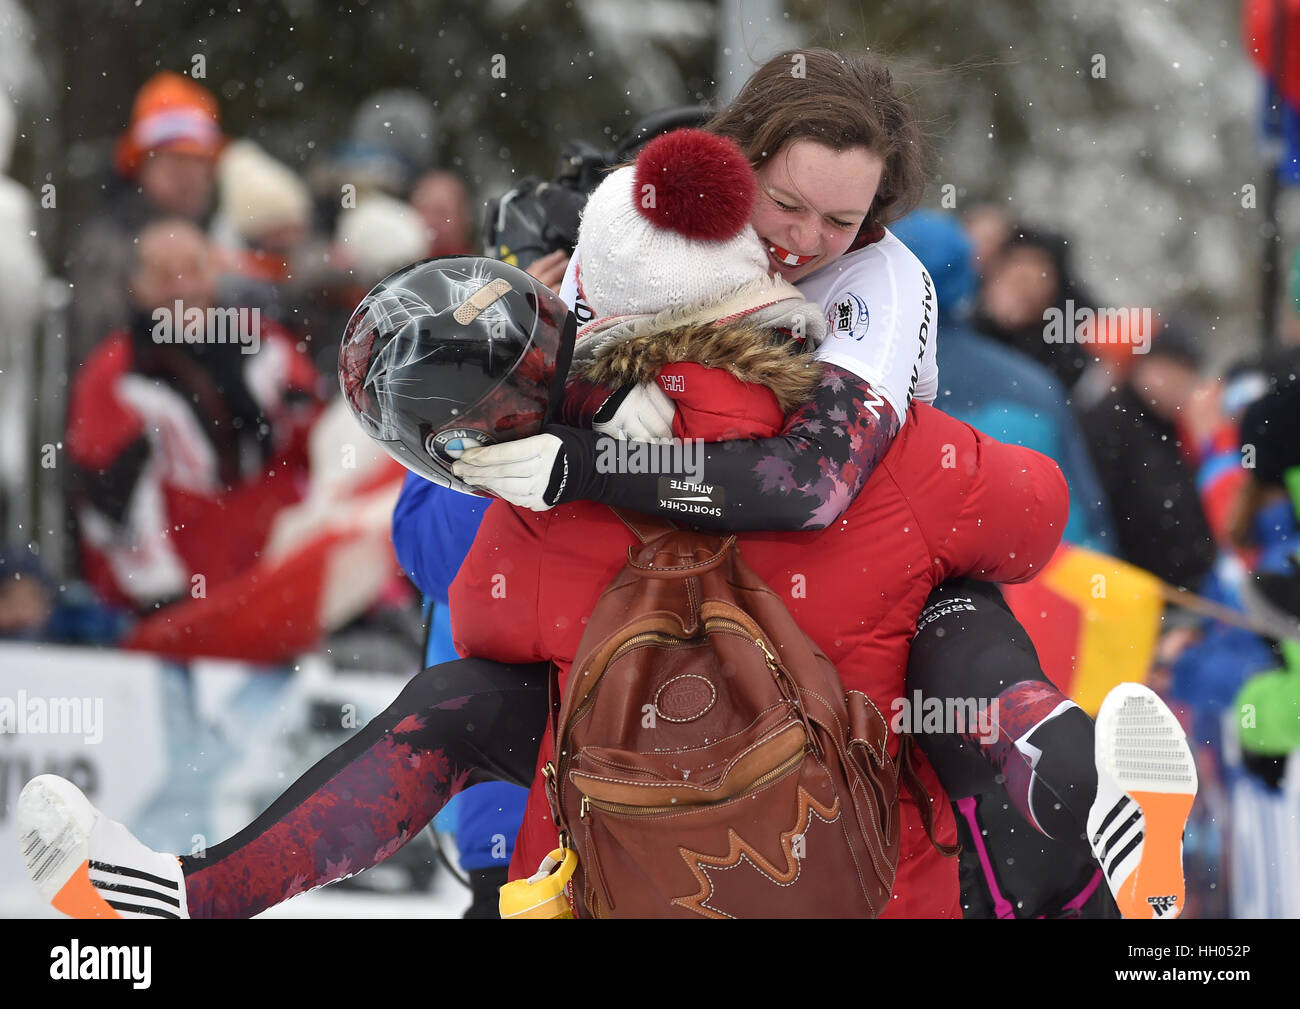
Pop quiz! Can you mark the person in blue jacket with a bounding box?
[890,210,1116,553]
[390,470,528,918]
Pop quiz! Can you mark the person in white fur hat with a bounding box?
[573,131,771,319]
[216,141,312,251]
[334,192,430,286]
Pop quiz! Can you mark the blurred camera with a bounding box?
[482,105,711,272]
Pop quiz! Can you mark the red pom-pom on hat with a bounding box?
[633,129,757,242]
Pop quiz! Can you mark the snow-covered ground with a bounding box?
[2,873,468,920]
[257,874,467,919]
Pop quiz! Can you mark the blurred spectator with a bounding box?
[411,170,474,256]
[345,89,438,196]
[1068,306,1155,414]
[211,137,318,351]
[65,218,321,612]
[335,193,429,294]
[1163,352,1295,773]
[306,88,438,239]
[1195,351,1298,559]
[0,546,129,645]
[213,140,312,284]
[1081,317,1216,590]
[961,201,1011,276]
[0,96,47,539]
[891,210,1116,551]
[1283,247,1300,347]
[300,192,429,379]
[65,71,224,365]
[0,547,53,639]
[972,226,1093,389]
[1233,640,1300,790]
[1236,370,1300,638]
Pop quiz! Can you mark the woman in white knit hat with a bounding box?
[450,50,1198,923]
[212,140,313,284]
[452,47,936,534]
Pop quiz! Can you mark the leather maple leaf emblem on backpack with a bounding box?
[672,787,843,919]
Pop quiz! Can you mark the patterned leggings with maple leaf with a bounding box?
[179,658,548,918]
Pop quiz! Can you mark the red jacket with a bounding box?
[67,328,320,610]
[450,362,1068,917]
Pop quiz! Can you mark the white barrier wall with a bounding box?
[0,644,169,912]
[1219,709,1300,919]
[1228,768,1300,918]
[0,644,411,916]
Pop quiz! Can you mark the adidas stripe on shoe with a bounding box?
[1087,683,1197,919]
[17,774,188,920]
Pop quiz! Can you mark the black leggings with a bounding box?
[908,578,1109,917]
[907,578,1097,843]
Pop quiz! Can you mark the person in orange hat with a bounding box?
[113,70,225,212]
[67,71,225,364]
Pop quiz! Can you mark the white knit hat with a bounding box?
[217,140,311,243]
[336,193,430,283]
[576,129,770,320]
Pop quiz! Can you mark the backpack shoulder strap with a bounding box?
[899,734,962,858]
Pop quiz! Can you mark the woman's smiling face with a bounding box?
[750,139,883,283]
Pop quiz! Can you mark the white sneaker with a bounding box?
[17,775,188,919]
[1087,683,1197,919]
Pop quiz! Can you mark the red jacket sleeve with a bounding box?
[559,363,784,442]
[937,428,1070,584]
[661,363,784,441]
[448,499,549,664]
[66,334,144,471]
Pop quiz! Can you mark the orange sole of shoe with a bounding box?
[51,861,123,920]
[1118,790,1195,920]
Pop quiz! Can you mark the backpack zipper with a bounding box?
[568,631,702,730]
[703,616,778,669]
[606,630,702,666]
[579,747,806,817]
[565,622,781,765]
[704,616,822,755]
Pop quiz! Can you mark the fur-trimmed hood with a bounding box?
[572,275,826,359]
[571,274,825,414]
[577,320,822,414]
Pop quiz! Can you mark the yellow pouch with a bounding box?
[498,848,578,919]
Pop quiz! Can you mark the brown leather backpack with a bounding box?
[542,510,952,918]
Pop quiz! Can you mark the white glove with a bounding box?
[449,433,564,511]
[594,382,676,442]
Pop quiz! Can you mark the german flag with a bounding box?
[1001,544,1165,716]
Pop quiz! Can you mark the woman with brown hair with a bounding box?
[454,48,936,531]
